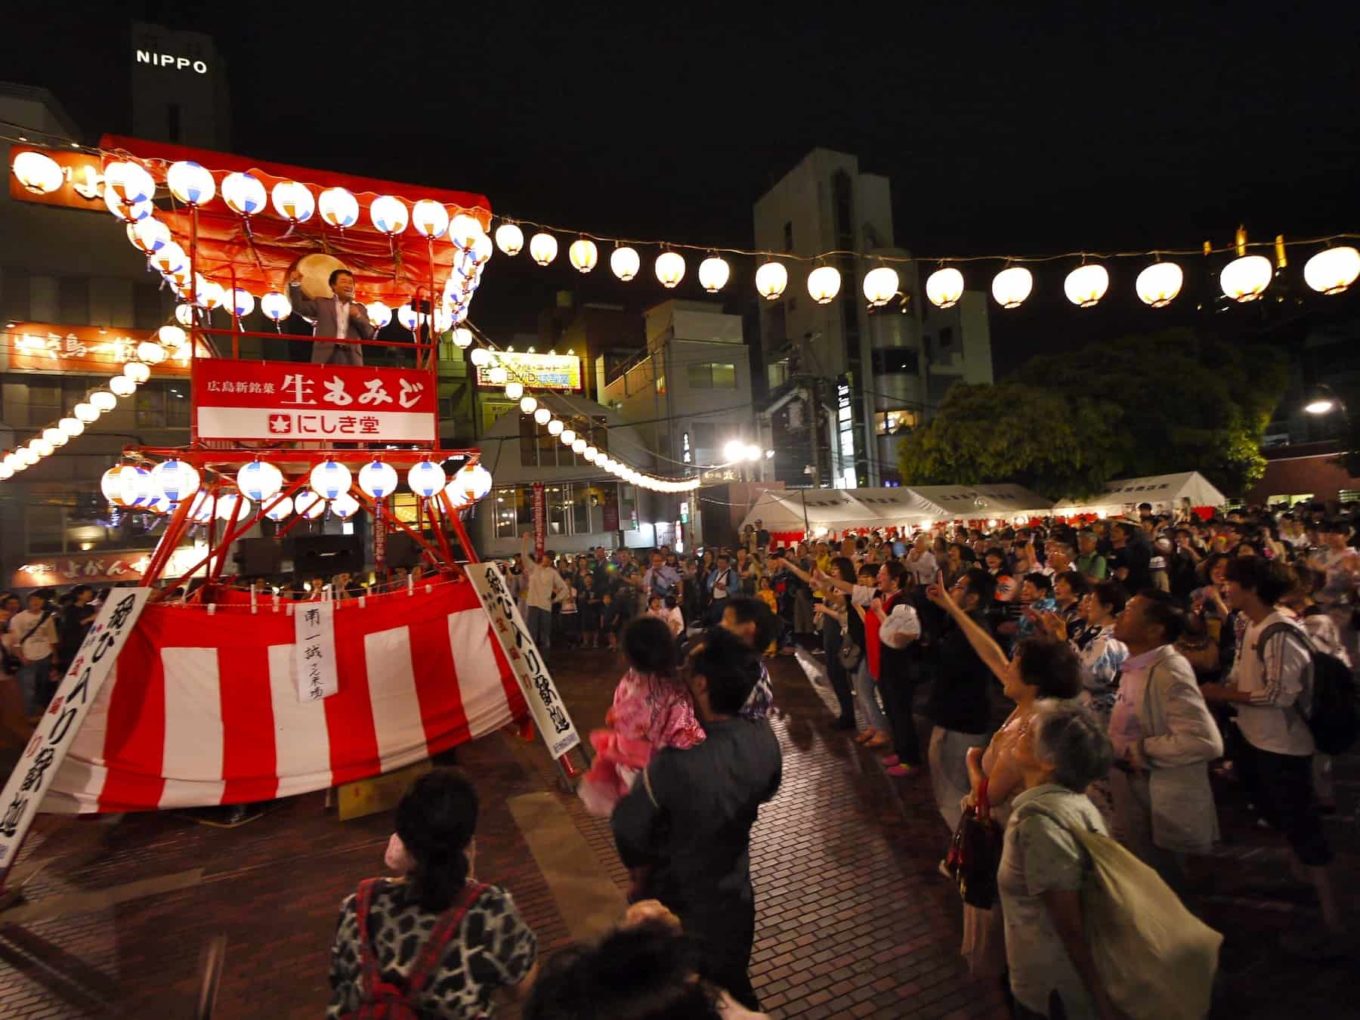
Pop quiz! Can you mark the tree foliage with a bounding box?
[898,328,1288,499]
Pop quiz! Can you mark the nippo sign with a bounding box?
[193,360,436,443]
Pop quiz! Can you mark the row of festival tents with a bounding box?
[738,472,1226,538]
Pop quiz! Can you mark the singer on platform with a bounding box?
[287,268,373,366]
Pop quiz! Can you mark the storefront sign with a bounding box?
[532,482,546,559]
[293,600,339,702]
[468,563,580,759]
[12,544,209,589]
[6,150,106,211]
[135,50,209,73]
[4,322,196,376]
[474,352,582,392]
[0,588,152,873]
[193,360,436,443]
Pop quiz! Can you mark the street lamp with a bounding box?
[1303,384,1343,417]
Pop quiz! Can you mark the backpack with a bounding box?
[338,878,487,1020]
[1256,621,1359,755]
[1018,804,1222,1020]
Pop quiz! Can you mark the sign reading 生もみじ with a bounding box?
[193,360,436,443]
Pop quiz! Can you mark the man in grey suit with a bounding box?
[286,268,373,366]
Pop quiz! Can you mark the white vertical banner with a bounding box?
[0,587,152,874]
[468,563,581,759]
[293,600,339,702]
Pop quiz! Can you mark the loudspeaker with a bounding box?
[233,537,283,576]
[290,534,364,578]
[382,532,421,569]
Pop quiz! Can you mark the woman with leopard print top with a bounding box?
[327,769,539,1018]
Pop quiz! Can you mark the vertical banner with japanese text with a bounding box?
[293,600,339,702]
[0,588,152,873]
[532,482,546,560]
[468,563,580,759]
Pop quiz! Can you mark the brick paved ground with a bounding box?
[0,643,1357,1018]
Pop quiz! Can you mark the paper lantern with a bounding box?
[547,418,564,436]
[158,324,188,351]
[455,463,493,502]
[152,458,201,503]
[330,492,361,520]
[195,279,226,310]
[583,446,598,462]
[137,340,167,365]
[222,171,266,215]
[0,464,12,481]
[41,427,68,448]
[15,447,38,467]
[1063,264,1109,307]
[505,381,524,400]
[412,200,450,239]
[144,491,170,516]
[470,230,494,265]
[519,395,538,414]
[433,307,454,333]
[318,187,359,228]
[755,262,788,300]
[397,304,419,330]
[1135,262,1184,307]
[109,375,137,397]
[309,459,352,500]
[150,242,188,277]
[407,459,447,498]
[1220,254,1272,302]
[487,365,508,386]
[367,301,393,329]
[271,180,315,222]
[572,438,587,454]
[1304,246,1360,295]
[261,291,292,322]
[534,407,552,425]
[119,465,155,508]
[529,232,558,266]
[469,347,492,367]
[215,492,251,522]
[370,195,409,235]
[58,416,85,438]
[105,190,153,222]
[100,465,132,504]
[294,489,326,519]
[237,459,283,502]
[448,213,483,250]
[569,238,599,273]
[88,389,117,412]
[29,437,54,457]
[130,217,170,254]
[862,266,899,307]
[807,266,842,304]
[174,302,195,327]
[698,255,731,293]
[230,288,256,318]
[73,402,100,424]
[560,428,577,446]
[357,459,399,499]
[12,150,64,194]
[926,267,965,309]
[167,160,215,205]
[495,222,524,256]
[105,161,156,205]
[991,267,1034,308]
[123,362,151,384]
[655,251,686,288]
[264,494,294,521]
[610,246,641,281]
[453,327,474,349]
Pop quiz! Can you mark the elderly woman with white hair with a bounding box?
[999,700,1120,1020]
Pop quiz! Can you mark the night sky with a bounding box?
[4,2,1359,374]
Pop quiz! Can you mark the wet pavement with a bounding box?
[0,643,1356,1018]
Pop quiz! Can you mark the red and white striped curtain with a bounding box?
[46,582,525,813]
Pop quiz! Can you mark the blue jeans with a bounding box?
[526,606,552,652]
[854,660,889,732]
[17,656,52,716]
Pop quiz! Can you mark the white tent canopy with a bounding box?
[1054,472,1226,515]
[738,483,1053,535]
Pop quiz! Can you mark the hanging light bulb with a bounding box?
[568,237,599,273]
[261,290,292,323]
[73,402,101,424]
[655,251,686,288]
[357,459,399,499]
[547,418,565,436]
[309,459,353,500]
[265,494,294,521]
[495,221,524,256]
[534,406,552,425]
[862,266,899,307]
[270,180,315,223]
[412,200,450,239]
[59,416,84,438]
[237,459,283,502]
[991,266,1034,309]
[1303,246,1360,295]
[1220,254,1273,302]
[104,161,156,205]
[152,458,201,503]
[370,195,409,235]
[1063,264,1109,308]
[454,463,493,502]
[41,427,68,448]
[331,492,361,519]
[1135,262,1184,307]
[136,339,167,365]
[123,362,151,385]
[88,389,117,412]
[367,301,393,329]
[755,261,788,300]
[925,267,965,309]
[230,288,256,318]
[807,266,842,304]
[221,171,266,216]
[519,395,538,414]
[11,150,65,194]
[407,459,447,498]
[215,491,251,521]
[109,375,137,397]
[166,160,215,205]
[698,255,731,293]
[505,380,524,400]
[529,232,558,266]
[610,246,641,281]
[318,187,360,228]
